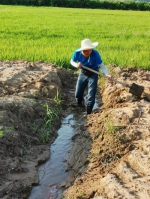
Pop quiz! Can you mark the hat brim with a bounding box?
[76,42,99,52]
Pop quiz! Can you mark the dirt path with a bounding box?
[0,61,150,199]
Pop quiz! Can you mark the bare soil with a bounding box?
[0,60,76,199]
[0,61,150,199]
[64,66,150,199]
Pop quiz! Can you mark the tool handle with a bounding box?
[81,65,129,88]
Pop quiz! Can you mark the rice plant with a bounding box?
[0,5,149,69]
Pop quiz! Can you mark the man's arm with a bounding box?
[70,59,82,68]
[70,59,78,68]
[99,63,112,81]
[99,63,109,75]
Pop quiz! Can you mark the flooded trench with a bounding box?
[29,112,85,199]
[29,102,99,199]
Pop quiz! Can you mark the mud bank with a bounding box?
[63,67,150,199]
[0,60,77,199]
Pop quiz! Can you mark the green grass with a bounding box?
[0,131,4,137]
[0,5,150,69]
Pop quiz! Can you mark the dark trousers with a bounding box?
[75,72,98,109]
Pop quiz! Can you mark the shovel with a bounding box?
[81,65,144,98]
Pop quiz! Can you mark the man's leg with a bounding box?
[86,74,98,114]
[75,73,88,106]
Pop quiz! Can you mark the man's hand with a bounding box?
[106,75,113,82]
[77,62,83,68]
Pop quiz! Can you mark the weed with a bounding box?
[32,122,39,133]
[29,150,33,155]
[79,191,86,196]
[22,184,27,189]
[53,88,61,106]
[0,131,4,137]
[28,89,62,144]
[42,103,60,143]
[42,130,50,143]
[0,181,6,185]
[26,140,31,146]
[43,103,59,126]
[4,126,14,132]
[104,117,117,135]
[8,168,11,174]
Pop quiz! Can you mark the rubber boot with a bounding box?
[77,99,85,107]
[86,106,93,115]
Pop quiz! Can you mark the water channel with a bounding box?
[29,112,83,199]
[29,102,99,199]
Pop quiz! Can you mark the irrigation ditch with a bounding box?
[0,60,150,199]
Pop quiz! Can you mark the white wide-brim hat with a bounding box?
[76,38,99,52]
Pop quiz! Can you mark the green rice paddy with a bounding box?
[0,5,150,69]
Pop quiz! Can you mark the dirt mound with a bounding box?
[0,60,76,199]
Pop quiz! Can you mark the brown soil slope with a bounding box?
[0,60,76,199]
[64,67,150,199]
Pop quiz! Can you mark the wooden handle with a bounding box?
[81,65,101,75]
[81,65,129,88]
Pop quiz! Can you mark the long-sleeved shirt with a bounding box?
[70,49,109,75]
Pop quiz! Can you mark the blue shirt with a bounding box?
[71,49,103,72]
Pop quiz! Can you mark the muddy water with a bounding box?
[29,101,99,199]
[29,113,84,199]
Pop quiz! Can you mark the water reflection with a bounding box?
[29,114,75,199]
